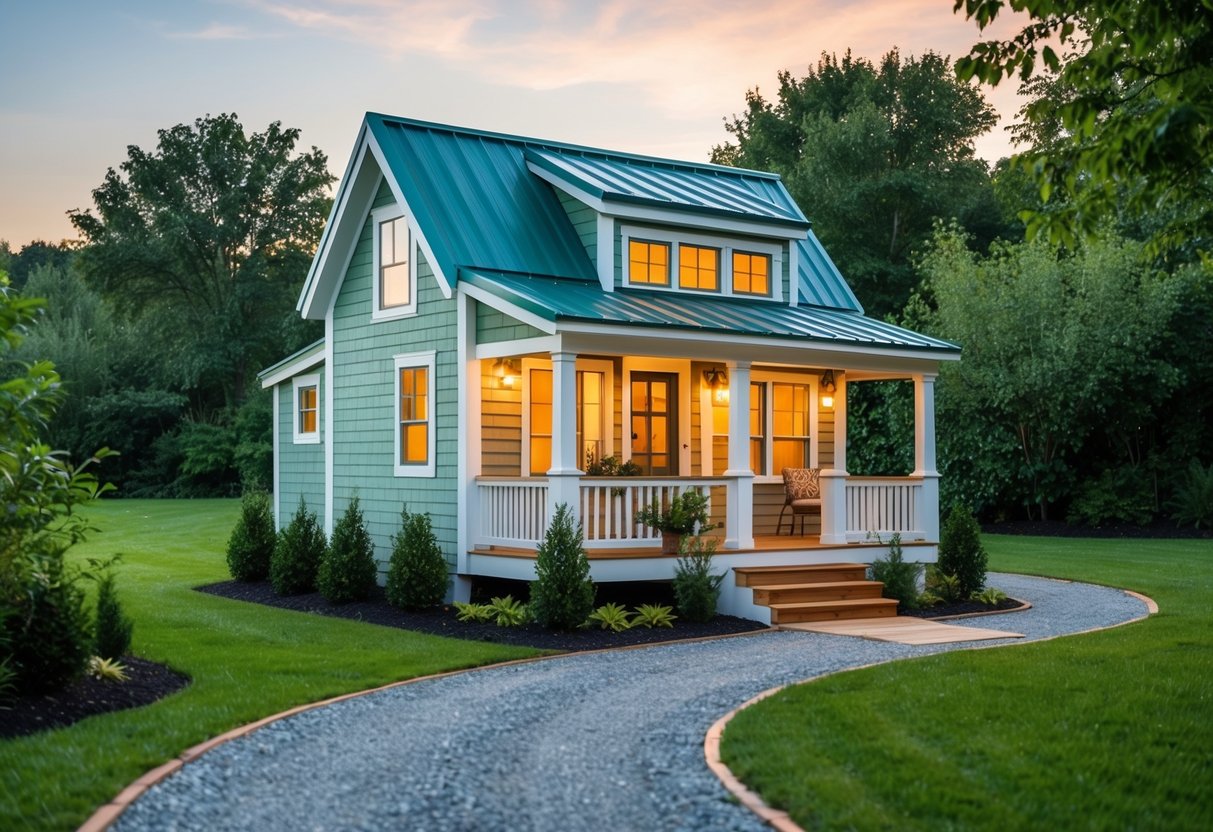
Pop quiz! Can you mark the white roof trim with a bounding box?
[260,348,326,389]
[458,283,558,335]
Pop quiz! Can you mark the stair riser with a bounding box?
[736,569,867,587]
[753,586,884,605]
[772,605,898,624]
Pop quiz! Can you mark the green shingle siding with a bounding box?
[330,181,459,586]
[476,303,544,343]
[277,373,324,529]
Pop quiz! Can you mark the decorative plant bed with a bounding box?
[903,596,1027,619]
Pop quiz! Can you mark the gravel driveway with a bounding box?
[113,573,1149,832]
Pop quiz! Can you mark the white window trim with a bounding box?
[394,350,437,478]
[520,357,615,476]
[372,204,418,321]
[292,374,321,445]
[706,369,818,481]
[620,224,783,302]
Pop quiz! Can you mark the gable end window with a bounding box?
[372,205,417,319]
[292,374,321,444]
[394,351,436,477]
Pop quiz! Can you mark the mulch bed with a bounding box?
[901,596,1025,619]
[196,580,769,651]
[0,656,190,741]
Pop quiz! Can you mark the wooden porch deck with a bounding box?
[471,534,937,560]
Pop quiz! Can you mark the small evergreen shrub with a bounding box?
[385,507,449,609]
[1168,460,1213,529]
[937,505,989,598]
[3,556,92,694]
[270,497,325,596]
[529,503,595,630]
[94,572,134,660]
[318,497,379,603]
[226,488,277,581]
[870,534,921,609]
[672,536,724,623]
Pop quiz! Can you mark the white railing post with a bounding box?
[820,371,848,544]
[547,350,582,525]
[913,373,941,542]
[724,361,754,549]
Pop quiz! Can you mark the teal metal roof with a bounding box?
[523,148,808,228]
[462,269,959,354]
[257,338,324,382]
[797,231,863,313]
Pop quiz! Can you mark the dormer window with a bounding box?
[733,251,771,296]
[678,245,719,292]
[628,240,670,286]
[372,205,417,319]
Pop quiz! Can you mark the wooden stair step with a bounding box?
[769,597,899,624]
[733,562,868,587]
[751,580,884,606]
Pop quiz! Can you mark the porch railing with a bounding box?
[477,477,549,548]
[580,477,725,549]
[844,476,926,542]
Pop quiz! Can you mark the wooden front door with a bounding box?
[631,372,678,475]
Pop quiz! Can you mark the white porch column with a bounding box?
[819,371,849,544]
[546,350,582,526]
[723,361,755,549]
[913,373,941,542]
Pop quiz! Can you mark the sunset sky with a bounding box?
[0,0,1025,246]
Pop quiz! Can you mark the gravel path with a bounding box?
[114,574,1148,832]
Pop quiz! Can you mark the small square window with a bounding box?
[679,244,719,291]
[629,239,670,286]
[733,251,771,296]
[292,375,321,444]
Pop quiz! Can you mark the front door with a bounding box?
[631,372,678,475]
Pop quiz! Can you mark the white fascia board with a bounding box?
[474,335,561,361]
[365,130,453,300]
[259,349,326,389]
[458,283,558,335]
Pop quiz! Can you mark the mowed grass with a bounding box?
[721,535,1213,831]
[0,499,541,832]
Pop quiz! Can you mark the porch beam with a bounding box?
[724,360,755,549]
[913,373,940,541]
[820,370,849,544]
[547,350,582,524]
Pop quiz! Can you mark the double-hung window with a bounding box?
[373,205,416,319]
[394,351,436,477]
[710,376,815,477]
[771,382,811,471]
[293,375,320,444]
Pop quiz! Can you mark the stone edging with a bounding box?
[78,626,776,832]
[703,585,1159,832]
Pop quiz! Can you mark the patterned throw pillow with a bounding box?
[782,467,820,500]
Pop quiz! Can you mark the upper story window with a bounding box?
[628,240,670,286]
[394,351,436,477]
[372,205,417,320]
[679,244,719,292]
[292,374,320,445]
[733,251,771,296]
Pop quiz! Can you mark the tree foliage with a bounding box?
[69,113,332,410]
[714,49,1002,315]
[954,0,1213,256]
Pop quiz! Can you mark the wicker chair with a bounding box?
[778,467,822,536]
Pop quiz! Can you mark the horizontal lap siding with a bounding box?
[277,376,324,528]
[476,305,544,344]
[481,360,522,476]
[331,182,458,581]
[556,191,596,265]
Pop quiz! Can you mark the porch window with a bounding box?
[292,374,320,444]
[394,351,436,477]
[772,382,811,470]
[527,368,608,475]
[679,244,719,291]
[733,251,770,296]
[628,240,670,286]
[529,368,553,476]
[749,383,765,474]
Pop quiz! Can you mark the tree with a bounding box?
[954,0,1213,256]
[529,504,594,630]
[317,497,379,603]
[70,114,332,411]
[714,50,1001,316]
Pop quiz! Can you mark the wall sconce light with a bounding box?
[704,367,729,405]
[820,369,836,409]
[492,357,518,388]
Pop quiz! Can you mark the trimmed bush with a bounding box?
[385,507,448,609]
[270,497,325,596]
[225,488,276,581]
[673,535,724,622]
[938,505,989,597]
[529,503,595,630]
[94,572,134,660]
[318,497,379,603]
[1168,459,1213,529]
[3,556,92,694]
[870,534,921,609]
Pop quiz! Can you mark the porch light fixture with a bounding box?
[820,369,836,409]
[492,358,518,388]
[704,368,729,405]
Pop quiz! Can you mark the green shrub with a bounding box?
[870,534,921,610]
[587,602,634,632]
[529,503,595,630]
[225,488,276,581]
[318,497,379,603]
[385,507,449,609]
[270,497,325,596]
[973,586,1008,605]
[937,505,988,598]
[0,657,15,702]
[925,566,964,603]
[1068,468,1154,527]
[488,595,529,627]
[453,601,495,623]
[94,571,133,660]
[632,603,677,629]
[673,535,724,622]
[3,555,93,694]
[1168,459,1213,529]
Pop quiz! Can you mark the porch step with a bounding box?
[768,597,899,624]
[750,580,884,606]
[733,562,868,587]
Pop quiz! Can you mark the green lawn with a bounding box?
[721,535,1213,831]
[0,499,541,832]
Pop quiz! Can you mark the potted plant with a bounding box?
[637,489,714,554]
